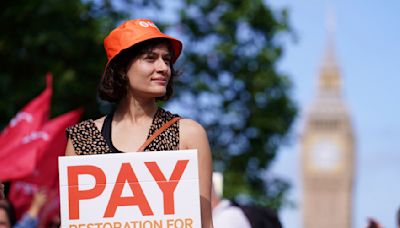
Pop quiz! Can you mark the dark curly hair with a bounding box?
[98,38,178,103]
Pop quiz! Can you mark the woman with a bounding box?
[65,19,213,227]
[0,199,15,228]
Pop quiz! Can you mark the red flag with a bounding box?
[0,73,52,160]
[0,108,82,181]
[8,108,83,220]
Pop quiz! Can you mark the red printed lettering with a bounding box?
[145,160,189,214]
[104,163,154,217]
[68,165,106,220]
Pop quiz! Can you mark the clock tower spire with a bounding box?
[301,8,355,228]
[318,8,342,97]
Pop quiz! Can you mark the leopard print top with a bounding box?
[66,108,180,155]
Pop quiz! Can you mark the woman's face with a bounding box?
[125,43,172,99]
[0,208,10,228]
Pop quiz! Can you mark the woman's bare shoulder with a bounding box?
[93,116,106,132]
[179,118,209,150]
[179,118,207,136]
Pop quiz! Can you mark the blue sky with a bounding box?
[267,0,400,227]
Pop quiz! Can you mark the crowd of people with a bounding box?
[211,173,282,228]
[2,179,400,227]
[0,186,57,228]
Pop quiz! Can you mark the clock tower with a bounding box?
[301,24,355,228]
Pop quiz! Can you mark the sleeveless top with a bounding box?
[66,108,180,155]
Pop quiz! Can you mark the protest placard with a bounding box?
[59,150,201,228]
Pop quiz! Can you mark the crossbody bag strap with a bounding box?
[137,116,181,152]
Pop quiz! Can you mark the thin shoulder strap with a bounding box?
[101,111,122,153]
[137,116,181,152]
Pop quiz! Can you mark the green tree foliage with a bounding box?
[0,0,127,125]
[0,0,297,210]
[165,0,297,209]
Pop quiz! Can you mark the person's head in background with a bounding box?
[211,172,223,209]
[0,200,15,228]
[397,206,400,228]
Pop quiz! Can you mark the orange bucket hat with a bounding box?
[104,19,182,64]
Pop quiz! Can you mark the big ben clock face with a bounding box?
[310,138,341,171]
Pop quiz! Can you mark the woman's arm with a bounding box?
[180,119,214,228]
[65,139,77,156]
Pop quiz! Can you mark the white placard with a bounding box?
[59,150,201,228]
